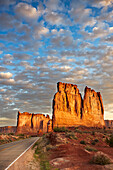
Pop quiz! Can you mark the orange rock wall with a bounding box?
[82,87,105,127]
[17,111,51,134]
[52,82,105,128]
[52,82,82,127]
[105,120,113,129]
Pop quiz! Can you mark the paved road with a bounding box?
[0,137,39,170]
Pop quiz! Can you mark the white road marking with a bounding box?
[5,138,39,170]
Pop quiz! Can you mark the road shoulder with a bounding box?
[8,145,40,170]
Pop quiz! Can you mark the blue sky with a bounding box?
[0,0,113,126]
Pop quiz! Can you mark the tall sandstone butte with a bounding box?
[52,82,105,128]
[52,82,83,127]
[82,86,105,127]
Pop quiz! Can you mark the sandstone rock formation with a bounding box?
[105,120,113,129]
[82,86,105,127]
[0,126,16,134]
[17,111,52,134]
[52,82,105,128]
[52,82,83,127]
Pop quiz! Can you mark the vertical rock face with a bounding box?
[52,82,105,128]
[17,111,51,134]
[52,82,83,128]
[105,120,113,129]
[82,87,105,127]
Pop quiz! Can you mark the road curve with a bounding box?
[0,137,39,170]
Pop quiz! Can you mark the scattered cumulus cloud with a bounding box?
[15,2,38,20]
[0,0,113,126]
[0,72,13,79]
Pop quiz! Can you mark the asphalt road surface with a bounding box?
[0,137,39,170]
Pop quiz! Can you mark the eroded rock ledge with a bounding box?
[52,82,105,128]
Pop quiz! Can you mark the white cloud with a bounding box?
[15,2,38,20]
[0,89,5,92]
[38,27,49,35]
[0,72,13,79]
[45,12,65,25]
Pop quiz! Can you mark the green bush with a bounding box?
[91,141,96,145]
[94,139,99,143]
[92,131,95,135]
[85,146,97,152]
[80,140,86,145]
[8,133,14,135]
[75,129,82,134]
[90,152,111,165]
[53,127,67,132]
[106,135,113,147]
[17,133,24,136]
[109,136,113,147]
[65,132,78,140]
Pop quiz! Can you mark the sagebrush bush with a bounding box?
[85,146,97,152]
[91,141,96,145]
[75,129,82,134]
[94,139,99,143]
[53,127,67,132]
[65,132,78,140]
[80,140,86,145]
[92,131,95,135]
[106,135,113,147]
[90,152,111,165]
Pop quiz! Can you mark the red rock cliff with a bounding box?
[52,82,83,128]
[82,86,105,127]
[17,111,51,134]
[52,82,105,128]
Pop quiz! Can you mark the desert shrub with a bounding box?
[85,146,97,152]
[90,152,111,165]
[92,131,95,135]
[53,127,67,132]
[17,133,24,136]
[46,133,57,145]
[65,132,78,140]
[80,140,86,145]
[106,135,113,147]
[8,133,14,135]
[0,139,5,143]
[83,131,91,134]
[94,139,99,143]
[109,136,113,147]
[75,129,82,134]
[91,141,96,145]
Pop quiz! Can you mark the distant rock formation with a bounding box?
[17,111,52,134]
[0,126,16,134]
[105,120,113,129]
[52,82,105,128]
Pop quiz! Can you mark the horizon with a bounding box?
[0,0,113,126]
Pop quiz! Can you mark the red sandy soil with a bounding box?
[46,128,113,170]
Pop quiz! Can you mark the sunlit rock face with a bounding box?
[82,86,105,127]
[17,111,51,134]
[52,82,83,128]
[52,82,105,128]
